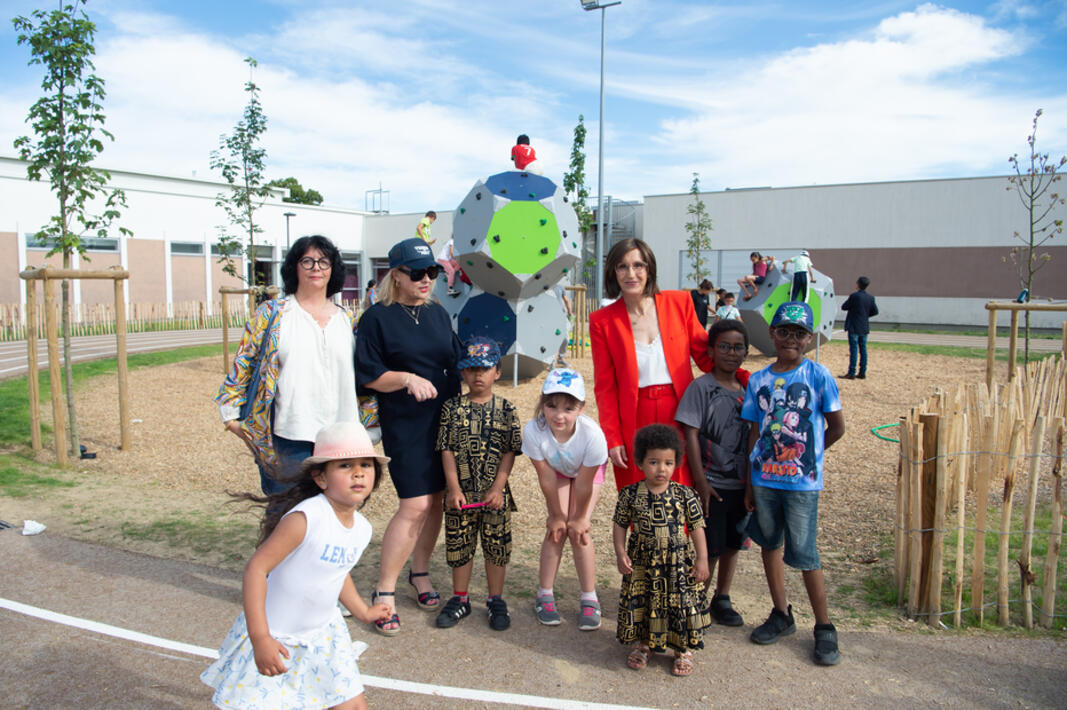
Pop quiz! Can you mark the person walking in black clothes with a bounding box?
[690,279,714,330]
[841,276,879,380]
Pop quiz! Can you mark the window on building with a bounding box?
[26,235,118,252]
[170,242,204,255]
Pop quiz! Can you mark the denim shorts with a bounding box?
[746,486,821,570]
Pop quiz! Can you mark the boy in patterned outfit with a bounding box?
[742,301,845,665]
[435,336,523,630]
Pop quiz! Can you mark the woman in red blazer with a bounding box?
[590,238,713,490]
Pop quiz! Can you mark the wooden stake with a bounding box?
[24,280,41,453]
[986,307,997,390]
[114,278,130,451]
[972,414,994,625]
[221,294,231,374]
[997,419,1024,626]
[908,420,924,617]
[896,417,910,603]
[953,411,968,628]
[1008,309,1019,382]
[43,278,67,467]
[1039,420,1064,628]
[926,413,949,627]
[1019,416,1047,629]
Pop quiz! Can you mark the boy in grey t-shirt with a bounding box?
[675,319,751,627]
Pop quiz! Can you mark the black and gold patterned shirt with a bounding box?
[436,394,522,508]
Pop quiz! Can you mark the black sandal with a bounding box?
[371,590,400,636]
[408,570,441,610]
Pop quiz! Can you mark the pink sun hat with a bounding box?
[301,421,390,467]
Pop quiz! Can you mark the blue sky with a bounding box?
[2,0,1066,214]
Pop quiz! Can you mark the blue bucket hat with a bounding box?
[770,301,815,333]
[388,237,437,270]
[458,336,502,369]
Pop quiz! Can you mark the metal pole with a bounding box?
[594,6,606,305]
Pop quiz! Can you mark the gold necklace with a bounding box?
[399,302,422,325]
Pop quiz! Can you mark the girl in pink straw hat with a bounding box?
[203,421,391,710]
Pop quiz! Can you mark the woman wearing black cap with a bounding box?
[356,237,462,635]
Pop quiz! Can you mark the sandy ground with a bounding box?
[5,342,1005,629]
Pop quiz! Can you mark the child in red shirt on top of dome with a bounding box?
[510,134,542,175]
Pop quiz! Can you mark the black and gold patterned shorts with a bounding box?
[444,505,511,568]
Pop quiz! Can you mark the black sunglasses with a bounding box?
[399,265,441,281]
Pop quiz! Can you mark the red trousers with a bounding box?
[610,384,693,490]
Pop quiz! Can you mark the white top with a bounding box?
[274,299,357,442]
[786,254,812,274]
[437,238,455,261]
[264,494,372,643]
[716,304,741,320]
[634,335,672,387]
[522,414,608,477]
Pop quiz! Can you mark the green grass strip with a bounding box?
[0,343,228,447]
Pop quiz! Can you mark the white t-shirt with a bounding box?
[634,335,672,387]
[274,299,358,442]
[522,414,608,477]
[264,494,372,643]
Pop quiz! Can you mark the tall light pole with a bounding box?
[283,211,296,252]
[581,0,620,304]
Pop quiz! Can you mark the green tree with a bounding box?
[13,0,130,460]
[684,173,713,284]
[211,57,272,285]
[1006,109,1065,364]
[562,115,596,284]
[268,176,323,205]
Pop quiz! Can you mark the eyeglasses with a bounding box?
[715,342,748,354]
[298,257,332,271]
[773,327,812,341]
[615,261,647,274]
[399,265,441,282]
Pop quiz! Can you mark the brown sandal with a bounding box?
[672,651,694,677]
[626,645,651,670]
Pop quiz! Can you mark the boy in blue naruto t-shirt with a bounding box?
[741,301,845,666]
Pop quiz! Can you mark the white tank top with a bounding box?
[263,493,371,643]
[635,335,672,387]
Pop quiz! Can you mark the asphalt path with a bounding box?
[1,531,1064,709]
[0,327,1061,380]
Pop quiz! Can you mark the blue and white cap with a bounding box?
[541,367,586,401]
[770,301,814,333]
[457,336,502,369]
[388,237,436,270]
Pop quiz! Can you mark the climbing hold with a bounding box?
[470,238,476,246]
[540,247,549,255]
[492,234,501,243]
[562,230,567,238]
[466,260,474,266]
[498,291,506,297]
[476,192,482,200]
[527,305,534,313]
[540,219,547,226]
[555,329,561,335]
[534,273,542,279]
[571,242,577,248]
[460,207,466,214]
[528,192,536,198]
[501,188,508,194]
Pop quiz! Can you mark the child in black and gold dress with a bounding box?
[612,424,711,677]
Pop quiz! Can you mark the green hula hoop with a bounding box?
[871,422,900,443]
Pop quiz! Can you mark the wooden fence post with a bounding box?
[895,417,909,603]
[43,277,67,467]
[971,414,994,625]
[926,413,949,627]
[986,308,997,390]
[1020,416,1047,629]
[24,280,41,453]
[114,277,130,451]
[907,420,924,617]
[953,411,968,628]
[997,419,1024,625]
[221,294,231,374]
[1040,420,1064,628]
[1007,310,1019,382]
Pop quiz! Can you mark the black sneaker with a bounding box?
[435,596,471,628]
[487,596,511,631]
[750,605,796,645]
[813,623,841,665]
[709,593,744,627]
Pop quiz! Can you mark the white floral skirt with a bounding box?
[201,610,366,709]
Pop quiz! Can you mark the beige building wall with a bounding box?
[212,260,247,308]
[78,252,122,304]
[127,240,165,303]
[171,255,206,303]
[0,233,18,303]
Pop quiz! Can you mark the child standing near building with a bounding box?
[435,337,523,631]
[613,424,710,677]
[741,301,845,666]
[675,319,751,627]
[523,368,609,629]
[201,421,391,710]
[714,292,741,322]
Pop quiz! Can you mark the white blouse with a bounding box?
[634,335,672,387]
[273,299,357,442]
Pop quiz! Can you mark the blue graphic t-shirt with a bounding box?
[740,359,841,491]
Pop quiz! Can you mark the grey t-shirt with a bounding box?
[675,373,748,489]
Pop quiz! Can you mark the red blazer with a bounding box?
[590,290,713,453]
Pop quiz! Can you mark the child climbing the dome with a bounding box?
[613,423,710,677]
[523,368,609,629]
[201,421,391,710]
[510,133,542,175]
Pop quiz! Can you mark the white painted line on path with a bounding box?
[0,597,654,710]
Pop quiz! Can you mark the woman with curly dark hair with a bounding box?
[216,234,357,495]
